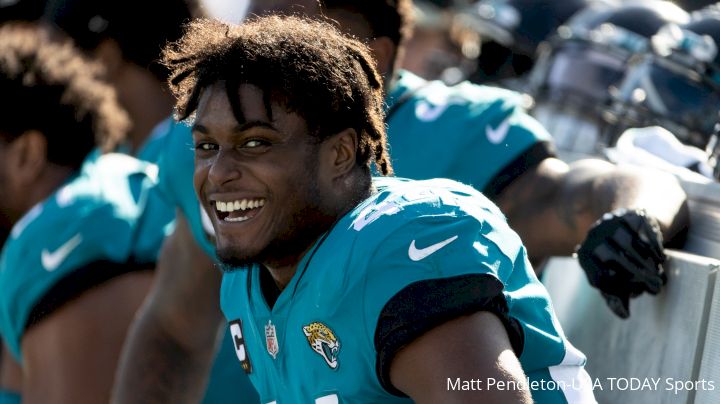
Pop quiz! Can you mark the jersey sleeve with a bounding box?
[0,155,170,361]
[361,211,526,396]
[462,84,556,195]
[385,71,555,193]
[0,389,20,404]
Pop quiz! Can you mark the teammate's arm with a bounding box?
[495,157,688,259]
[495,156,689,317]
[20,270,152,404]
[390,311,532,404]
[0,343,21,398]
[112,211,223,404]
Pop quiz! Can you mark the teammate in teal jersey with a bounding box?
[166,15,594,402]
[385,70,552,193]
[40,0,260,402]
[114,1,688,402]
[0,23,173,403]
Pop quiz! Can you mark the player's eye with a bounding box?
[194,142,218,152]
[243,139,270,148]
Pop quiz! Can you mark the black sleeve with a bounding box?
[482,141,556,200]
[374,273,525,397]
[26,260,154,331]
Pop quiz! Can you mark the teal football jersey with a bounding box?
[387,71,554,197]
[0,153,174,361]
[154,119,217,258]
[0,390,20,404]
[155,72,558,404]
[220,177,594,404]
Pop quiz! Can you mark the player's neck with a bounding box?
[262,224,332,292]
[259,264,283,308]
[262,179,371,293]
[263,262,297,293]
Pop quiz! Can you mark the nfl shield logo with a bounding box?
[265,320,279,359]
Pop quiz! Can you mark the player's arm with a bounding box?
[391,311,532,403]
[112,211,223,404]
[495,156,690,316]
[495,157,688,258]
[20,270,153,404]
[365,210,534,402]
[0,343,22,400]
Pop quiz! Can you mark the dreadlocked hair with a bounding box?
[163,15,393,175]
[0,22,128,168]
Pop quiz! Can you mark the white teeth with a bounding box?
[215,198,266,214]
[224,216,250,222]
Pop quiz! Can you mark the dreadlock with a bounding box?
[0,22,128,169]
[163,15,393,175]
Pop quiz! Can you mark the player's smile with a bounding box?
[192,81,332,270]
[211,196,266,223]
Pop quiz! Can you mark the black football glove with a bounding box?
[576,208,667,319]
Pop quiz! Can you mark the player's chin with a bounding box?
[215,244,259,272]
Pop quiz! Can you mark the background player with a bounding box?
[0,22,173,403]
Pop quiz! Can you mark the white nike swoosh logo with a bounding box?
[41,234,83,272]
[415,101,450,122]
[486,116,512,144]
[408,235,459,261]
[414,96,466,122]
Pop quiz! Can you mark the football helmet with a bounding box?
[454,0,612,85]
[527,0,690,154]
[606,7,720,150]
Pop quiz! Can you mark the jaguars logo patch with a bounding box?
[302,322,340,369]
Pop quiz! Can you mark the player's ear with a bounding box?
[10,130,48,184]
[321,128,358,180]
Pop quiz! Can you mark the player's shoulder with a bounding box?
[83,151,158,181]
[4,153,158,265]
[152,118,195,190]
[154,118,193,158]
[0,153,167,361]
[337,177,526,269]
[389,70,529,125]
[393,70,524,106]
[346,178,505,243]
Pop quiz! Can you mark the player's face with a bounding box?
[193,82,333,270]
